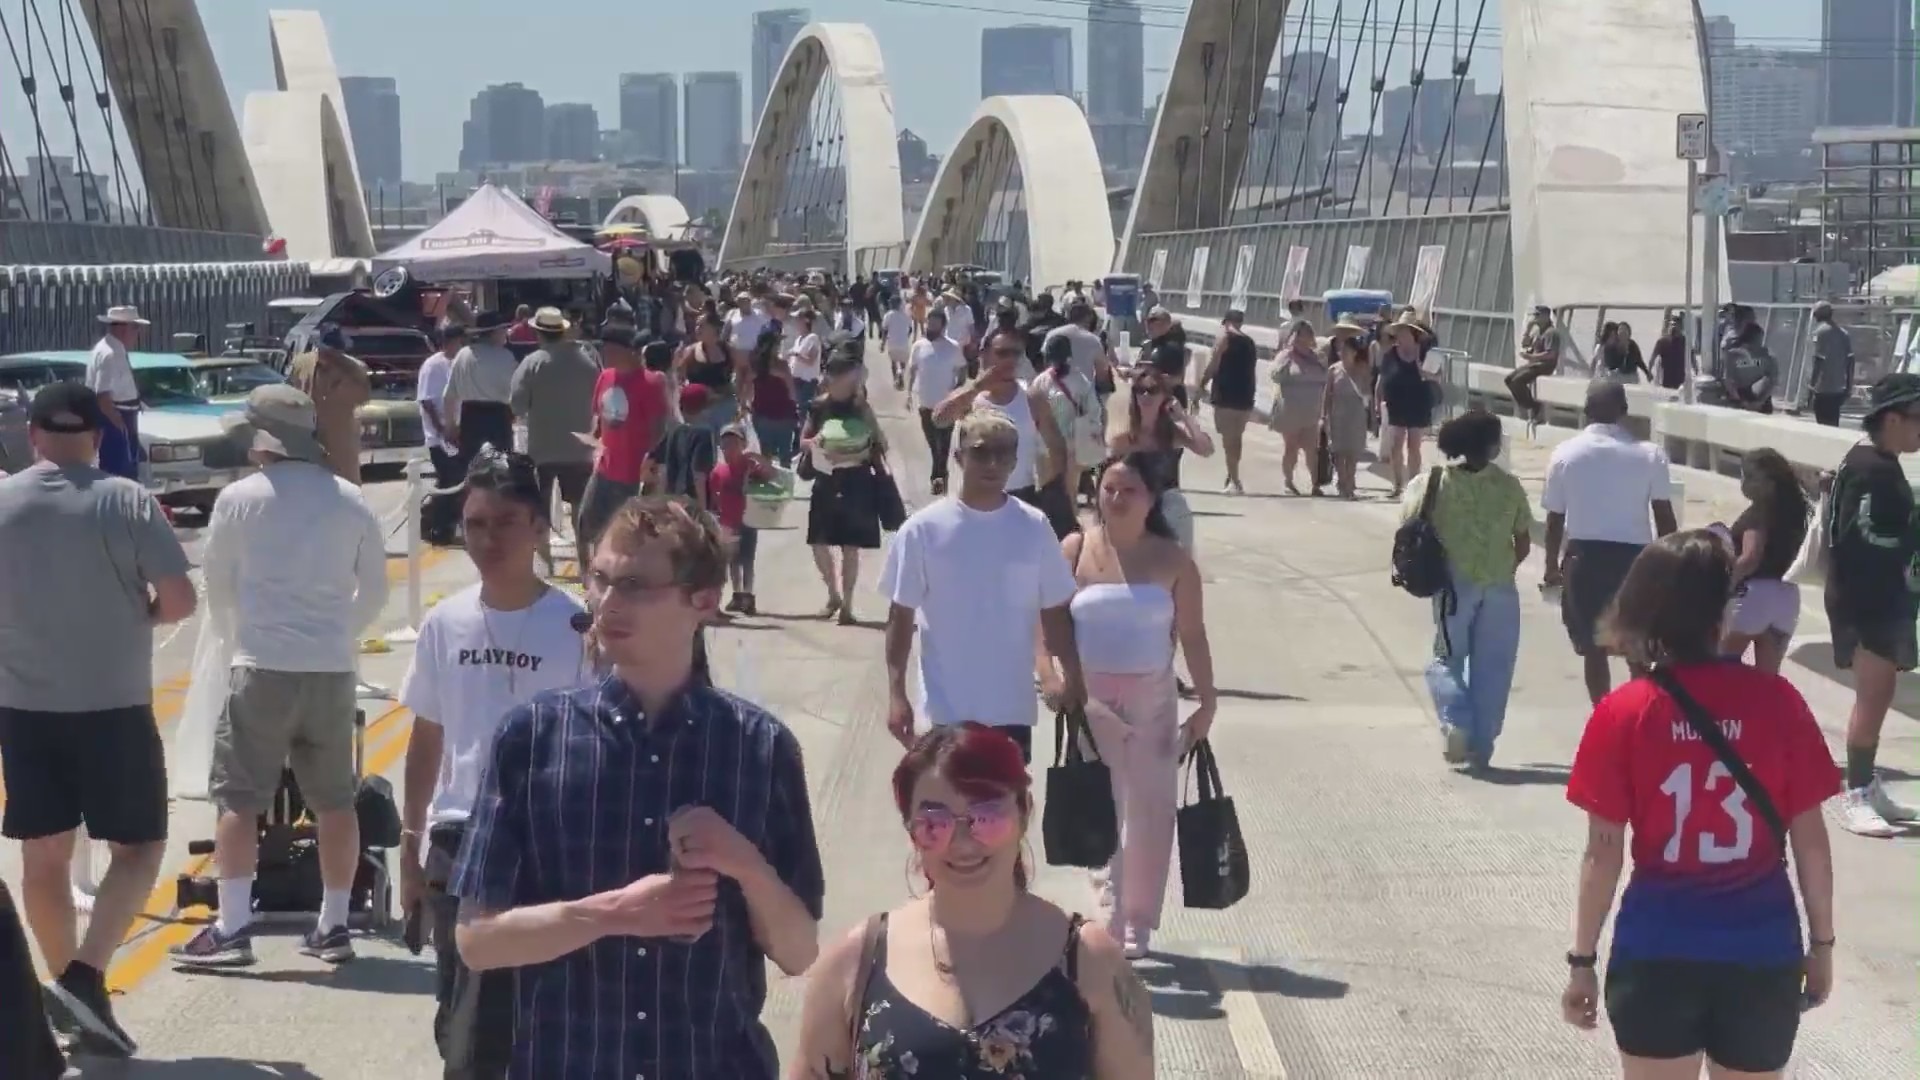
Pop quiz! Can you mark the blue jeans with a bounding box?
[1423,570,1521,760]
[793,378,820,413]
[753,417,799,466]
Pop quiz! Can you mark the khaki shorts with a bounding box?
[210,668,358,816]
[1212,407,1253,438]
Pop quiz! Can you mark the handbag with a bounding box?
[1785,474,1834,588]
[1041,708,1118,868]
[1649,669,1788,859]
[871,464,907,532]
[1313,427,1334,488]
[1176,739,1251,909]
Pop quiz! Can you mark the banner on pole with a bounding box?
[1409,245,1447,314]
[1185,246,1210,309]
[1280,245,1311,300]
[1147,249,1169,291]
[1228,245,1256,310]
[1340,245,1371,289]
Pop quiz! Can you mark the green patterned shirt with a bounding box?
[1401,464,1535,587]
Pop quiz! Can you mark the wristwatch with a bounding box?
[1566,952,1597,970]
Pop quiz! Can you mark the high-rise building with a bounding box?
[1707,18,1822,161]
[620,73,680,166]
[684,72,745,171]
[1086,0,1143,123]
[981,25,1074,98]
[546,103,601,162]
[339,76,403,187]
[753,9,812,129]
[460,83,545,169]
[1824,0,1913,127]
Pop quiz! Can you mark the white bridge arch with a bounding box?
[720,22,904,272]
[905,95,1113,289]
[603,195,694,242]
[242,10,374,261]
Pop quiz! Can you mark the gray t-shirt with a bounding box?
[1811,321,1855,395]
[0,462,190,712]
[510,341,601,465]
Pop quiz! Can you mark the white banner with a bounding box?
[1280,245,1311,300]
[1185,246,1210,309]
[1228,244,1256,310]
[1409,245,1447,314]
[1147,249,1169,291]
[1340,245,1371,289]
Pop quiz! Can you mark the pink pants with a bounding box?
[1084,667,1180,937]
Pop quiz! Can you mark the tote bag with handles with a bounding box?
[1041,707,1118,869]
[1177,739,1252,909]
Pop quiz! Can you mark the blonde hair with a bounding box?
[598,495,728,592]
[954,407,1018,450]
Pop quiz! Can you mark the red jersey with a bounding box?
[1566,662,1840,963]
[592,366,669,486]
[708,458,755,529]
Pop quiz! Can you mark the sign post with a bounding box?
[1676,112,1709,404]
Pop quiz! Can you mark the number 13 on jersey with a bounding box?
[1659,762,1755,865]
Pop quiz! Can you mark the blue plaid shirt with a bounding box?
[450,673,825,1080]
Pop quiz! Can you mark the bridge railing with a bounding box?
[0,262,312,357]
[0,222,268,266]
[1124,211,1516,375]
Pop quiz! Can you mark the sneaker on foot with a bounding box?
[300,924,356,964]
[49,962,135,1056]
[1840,788,1900,838]
[1441,725,1470,765]
[170,923,255,968]
[1868,778,1920,825]
[738,593,757,617]
[1123,928,1151,960]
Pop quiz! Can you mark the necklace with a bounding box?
[479,583,549,696]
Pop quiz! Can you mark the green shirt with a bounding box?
[1401,464,1534,587]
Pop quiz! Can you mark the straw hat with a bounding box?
[530,306,571,334]
[1386,311,1434,340]
[1330,317,1371,337]
[97,304,150,326]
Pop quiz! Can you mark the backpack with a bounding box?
[1392,467,1451,599]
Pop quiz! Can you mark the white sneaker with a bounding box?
[1840,788,1900,838]
[1868,778,1920,825]
[1442,725,1470,765]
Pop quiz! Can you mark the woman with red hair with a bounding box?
[788,724,1154,1079]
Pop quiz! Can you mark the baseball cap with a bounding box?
[30,382,106,433]
[679,383,713,416]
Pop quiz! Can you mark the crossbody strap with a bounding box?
[846,913,887,1050]
[1649,668,1789,861]
[1417,465,1445,520]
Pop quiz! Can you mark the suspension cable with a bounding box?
[62,0,136,223]
[1280,0,1342,222]
[24,0,108,221]
[0,2,71,220]
[93,0,151,224]
[1311,0,1373,221]
[1383,0,1443,214]
[116,0,184,224]
[1250,0,1312,223]
[1212,0,1239,228]
[1466,88,1502,208]
[1346,0,1409,212]
[137,0,208,229]
[1420,0,1489,215]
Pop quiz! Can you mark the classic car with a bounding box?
[3,351,252,510]
[0,355,85,473]
[191,354,425,469]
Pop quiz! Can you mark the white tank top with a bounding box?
[972,383,1039,491]
[1071,583,1176,674]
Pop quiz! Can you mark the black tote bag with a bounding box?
[1313,427,1334,488]
[871,463,907,532]
[1177,740,1251,909]
[1041,708,1118,869]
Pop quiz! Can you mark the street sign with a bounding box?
[1675,113,1709,161]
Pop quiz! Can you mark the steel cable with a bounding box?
[1280,0,1343,222]
[1344,0,1409,212]
[0,1,71,219]
[1312,0,1374,221]
[1382,0,1443,214]
[1420,0,1490,215]
[24,0,108,221]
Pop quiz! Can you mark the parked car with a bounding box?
[2,351,251,511]
[191,354,424,469]
[0,355,86,473]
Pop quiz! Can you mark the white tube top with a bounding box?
[1070,582,1175,674]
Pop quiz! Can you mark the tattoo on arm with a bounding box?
[1113,966,1155,1051]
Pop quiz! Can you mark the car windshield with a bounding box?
[0,363,82,394]
[196,362,284,399]
[133,366,209,405]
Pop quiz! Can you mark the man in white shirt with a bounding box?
[941,288,977,365]
[417,323,463,487]
[726,292,770,365]
[880,409,1086,763]
[907,309,966,494]
[1044,300,1111,385]
[172,385,390,970]
[86,305,148,481]
[880,295,915,390]
[397,448,585,1076]
[1540,379,1678,704]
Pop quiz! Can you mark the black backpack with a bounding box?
[1392,466,1451,599]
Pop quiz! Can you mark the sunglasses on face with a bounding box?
[586,569,684,601]
[908,797,1017,853]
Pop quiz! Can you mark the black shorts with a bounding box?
[0,705,167,844]
[535,461,592,511]
[1606,958,1803,1073]
[1562,540,1644,655]
[1827,602,1919,673]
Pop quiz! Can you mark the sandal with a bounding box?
[836,606,857,627]
[820,596,843,620]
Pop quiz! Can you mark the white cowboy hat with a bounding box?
[97,305,151,326]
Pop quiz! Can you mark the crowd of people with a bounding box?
[0,267,1908,1080]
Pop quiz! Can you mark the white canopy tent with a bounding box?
[373,183,611,281]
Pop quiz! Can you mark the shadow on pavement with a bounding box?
[173,954,433,996]
[1214,688,1305,703]
[1474,763,1571,787]
[1788,641,1920,721]
[1137,952,1350,1021]
[71,1057,322,1079]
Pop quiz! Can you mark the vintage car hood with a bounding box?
[138,404,237,443]
[209,395,418,421]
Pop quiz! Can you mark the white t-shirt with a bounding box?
[727,308,770,352]
[945,303,976,348]
[787,332,824,381]
[87,335,138,405]
[1541,423,1674,545]
[416,352,453,451]
[398,584,587,824]
[881,310,916,352]
[879,497,1077,729]
[909,335,965,405]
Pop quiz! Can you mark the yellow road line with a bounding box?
[103,703,416,994]
[0,546,453,809]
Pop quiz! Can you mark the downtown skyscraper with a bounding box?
[752,8,811,129]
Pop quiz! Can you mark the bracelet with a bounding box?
[1565,952,1597,969]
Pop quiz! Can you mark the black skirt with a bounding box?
[806,465,884,549]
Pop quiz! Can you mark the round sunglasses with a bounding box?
[906,797,1018,853]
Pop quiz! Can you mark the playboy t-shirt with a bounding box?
[398,584,588,824]
[1566,662,1841,965]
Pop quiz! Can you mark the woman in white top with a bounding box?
[785,310,825,413]
[1031,334,1103,535]
[1052,450,1217,959]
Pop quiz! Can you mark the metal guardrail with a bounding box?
[0,222,266,265]
[0,262,312,356]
